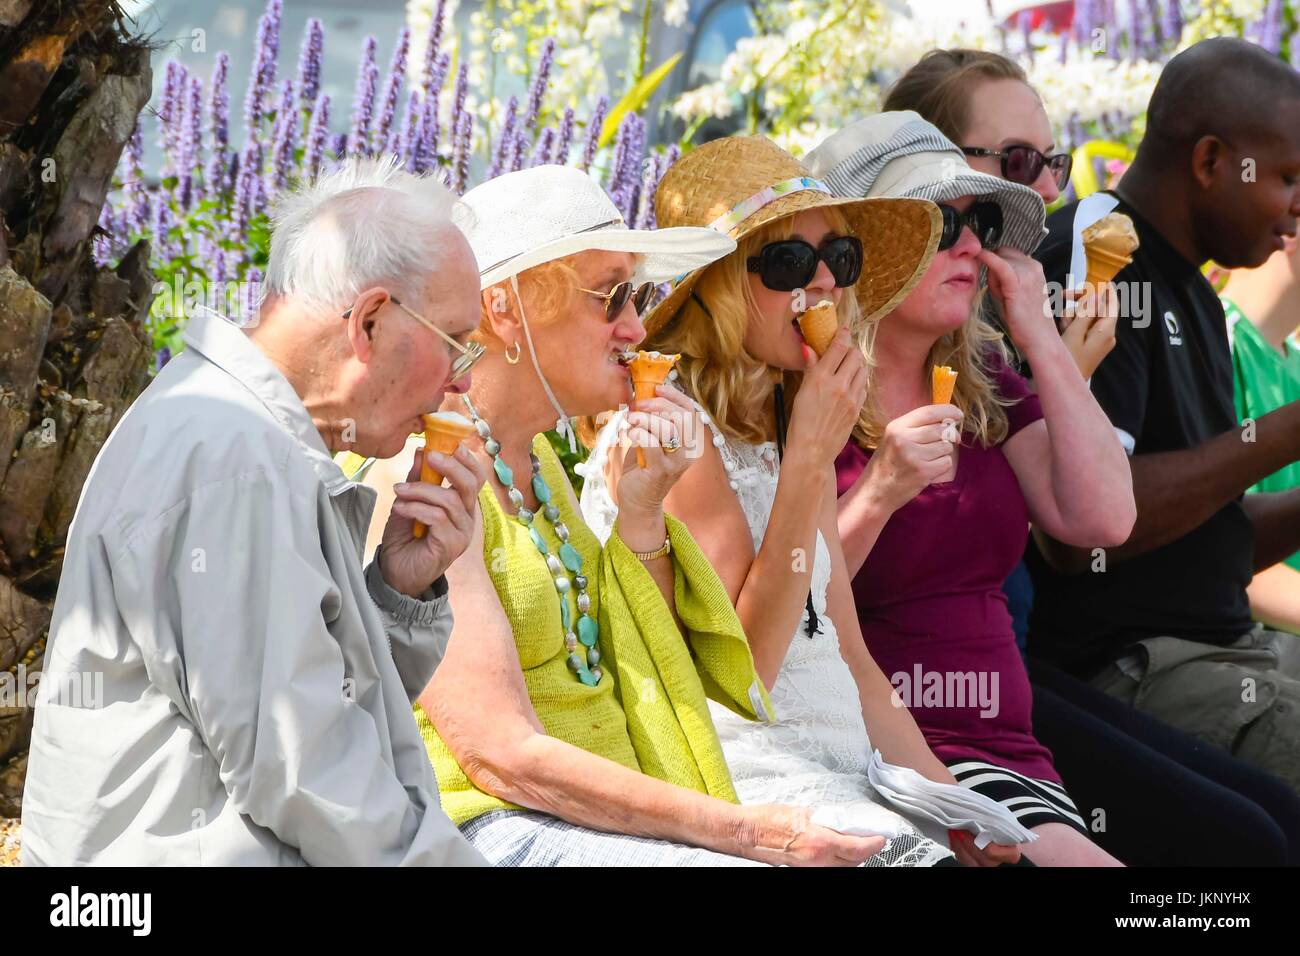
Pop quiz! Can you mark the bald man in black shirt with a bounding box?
[1028,37,1300,792]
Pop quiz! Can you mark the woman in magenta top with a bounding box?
[806,112,1135,865]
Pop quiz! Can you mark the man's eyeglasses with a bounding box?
[746,235,864,292]
[937,201,1004,251]
[341,297,484,381]
[577,280,657,321]
[961,145,1073,191]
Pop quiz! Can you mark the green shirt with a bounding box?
[1225,297,1300,571]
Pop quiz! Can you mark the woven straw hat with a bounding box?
[644,135,941,337]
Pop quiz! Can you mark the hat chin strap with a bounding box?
[510,274,579,454]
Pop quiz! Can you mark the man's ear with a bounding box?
[480,282,522,344]
[345,286,390,364]
[1190,134,1229,191]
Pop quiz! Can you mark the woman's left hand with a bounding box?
[614,383,700,519]
[977,247,1054,353]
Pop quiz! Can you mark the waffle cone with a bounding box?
[1084,245,1132,286]
[627,351,679,467]
[414,414,476,538]
[931,365,959,405]
[797,301,839,356]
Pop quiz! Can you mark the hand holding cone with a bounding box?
[413,411,476,539]
[626,350,680,468]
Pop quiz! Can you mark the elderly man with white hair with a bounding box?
[21,158,489,866]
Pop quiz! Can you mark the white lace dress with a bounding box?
[579,403,952,867]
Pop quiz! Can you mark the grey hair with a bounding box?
[262,155,467,312]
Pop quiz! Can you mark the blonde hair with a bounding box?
[850,288,1013,449]
[648,206,861,445]
[883,48,1032,142]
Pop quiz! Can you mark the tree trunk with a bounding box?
[0,0,153,817]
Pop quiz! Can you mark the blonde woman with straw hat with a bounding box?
[411,164,892,866]
[581,136,1027,866]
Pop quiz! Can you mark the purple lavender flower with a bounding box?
[658,144,681,179]
[243,0,282,144]
[606,113,635,213]
[233,143,260,234]
[523,37,557,129]
[414,90,440,173]
[420,0,450,93]
[241,267,263,326]
[1144,0,1164,46]
[633,158,658,229]
[1018,10,1034,65]
[396,90,421,167]
[210,247,227,286]
[509,128,528,173]
[94,202,118,266]
[449,63,469,143]
[1291,29,1300,69]
[152,195,173,262]
[178,75,204,210]
[123,120,150,233]
[375,28,410,156]
[305,93,332,181]
[1126,0,1143,61]
[452,111,472,194]
[271,79,297,191]
[1261,0,1284,54]
[206,52,230,201]
[156,347,172,373]
[1161,0,1183,44]
[530,127,556,167]
[579,95,609,173]
[487,96,519,180]
[1075,0,1095,46]
[347,36,380,158]
[296,17,325,110]
[554,107,575,165]
[159,61,188,174]
[331,132,348,161]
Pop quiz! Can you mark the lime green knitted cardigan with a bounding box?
[417,434,772,825]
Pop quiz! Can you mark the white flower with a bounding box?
[663,0,689,28]
[671,81,734,121]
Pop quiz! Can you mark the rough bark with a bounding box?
[0,0,153,809]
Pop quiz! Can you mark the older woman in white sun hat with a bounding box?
[407,164,890,866]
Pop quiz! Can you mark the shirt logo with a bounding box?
[1164,311,1182,346]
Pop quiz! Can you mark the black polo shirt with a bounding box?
[1025,194,1255,677]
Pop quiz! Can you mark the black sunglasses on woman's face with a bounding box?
[937,201,1004,251]
[961,144,1073,191]
[746,235,864,292]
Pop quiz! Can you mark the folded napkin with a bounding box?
[865,750,1038,849]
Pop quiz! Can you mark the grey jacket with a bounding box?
[21,309,484,866]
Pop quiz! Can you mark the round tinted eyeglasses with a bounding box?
[577,280,657,321]
[746,235,864,292]
[961,144,1073,191]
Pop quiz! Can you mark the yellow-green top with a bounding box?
[417,434,771,825]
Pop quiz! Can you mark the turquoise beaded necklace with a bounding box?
[463,396,602,686]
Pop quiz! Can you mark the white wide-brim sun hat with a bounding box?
[456,164,737,289]
[804,111,1048,255]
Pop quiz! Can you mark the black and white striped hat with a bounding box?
[804,111,1048,255]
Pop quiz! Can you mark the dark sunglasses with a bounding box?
[746,235,863,292]
[938,201,1004,251]
[961,144,1073,191]
[577,280,656,320]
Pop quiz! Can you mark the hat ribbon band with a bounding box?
[479,216,626,278]
[704,176,832,237]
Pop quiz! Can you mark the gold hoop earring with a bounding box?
[504,341,521,364]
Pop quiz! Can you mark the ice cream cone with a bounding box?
[627,350,680,467]
[1081,212,1139,287]
[931,365,959,405]
[413,411,476,539]
[1084,246,1133,287]
[797,300,839,356]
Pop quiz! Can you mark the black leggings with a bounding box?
[1028,657,1300,866]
